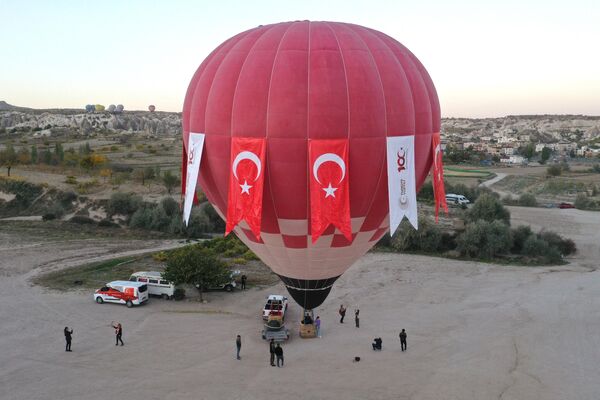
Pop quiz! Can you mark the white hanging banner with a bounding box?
[386,136,418,233]
[183,132,205,225]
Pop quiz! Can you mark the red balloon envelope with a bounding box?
[183,21,440,309]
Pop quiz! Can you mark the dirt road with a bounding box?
[1,209,600,400]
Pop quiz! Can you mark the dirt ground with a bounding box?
[1,205,600,400]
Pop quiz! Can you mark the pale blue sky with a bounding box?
[1,0,599,117]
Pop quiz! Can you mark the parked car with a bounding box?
[558,202,575,209]
[94,281,149,307]
[446,193,470,206]
[129,271,175,299]
[262,294,289,321]
[197,270,241,292]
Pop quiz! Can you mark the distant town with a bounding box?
[441,115,600,165]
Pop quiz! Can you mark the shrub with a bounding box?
[467,193,511,224]
[173,288,185,301]
[69,215,95,224]
[537,230,576,256]
[129,207,154,229]
[230,257,248,265]
[42,213,56,221]
[456,220,512,259]
[160,197,179,217]
[153,251,169,262]
[522,236,562,263]
[547,164,562,176]
[98,219,119,228]
[518,193,537,207]
[107,192,142,215]
[511,225,534,253]
[390,218,447,253]
[58,190,77,206]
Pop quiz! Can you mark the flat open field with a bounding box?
[1,206,599,400]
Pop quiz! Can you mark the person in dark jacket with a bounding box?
[274,344,284,367]
[112,322,124,346]
[399,329,407,351]
[339,305,346,323]
[64,327,73,352]
[355,309,360,328]
[269,339,276,366]
[236,335,242,360]
[240,274,247,290]
[372,337,382,350]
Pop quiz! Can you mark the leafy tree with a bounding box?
[520,143,535,160]
[99,168,112,182]
[467,193,510,224]
[30,145,38,164]
[540,147,551,164]
[54,143,64,162]
[511,225,534,253]
[144,166,156,180]
[160,197,179,217]
[546,164,562,177]
[107,192,142,215]
[162,170,181,194]
[162,245,230,301]
[518,193,537,207]
[17,147,30,164]
[42,148,52,165]
[456,220,512,259]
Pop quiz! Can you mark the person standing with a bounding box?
[269,339,276,366]
[64,327,73,352]
[241,274,247,290]
[112,322,124,346]
[355,309,360,328]
[315,316,321,338]
[339,305,346,323]
[399,329,407,351]
[274,343,284,367]
[236,335,242,360]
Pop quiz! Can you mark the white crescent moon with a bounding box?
[313,153,346,185]
[232,151,262,182]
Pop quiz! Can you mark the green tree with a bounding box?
[456,220,512,259]
[546,164,562,177]
[540,147,551,164]
[30,145,38,164]
[518,193,537,207]
[42,148,52,165]
[467,193,511,224]
[162,170,181,194]
[54,142,64,163]
[162,245,230,301]
[520,143,535,160]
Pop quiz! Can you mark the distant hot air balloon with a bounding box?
[116,104,124,113]
[148,105,156,112]
[95,104,105,112]
[108,104,116,113]
[85,104,95,113]
[183,21,440,310]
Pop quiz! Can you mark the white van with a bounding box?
[446,193,470,206]
[129,271,175,299]
[94,280,149,307]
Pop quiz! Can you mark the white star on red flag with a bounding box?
[240,180,252,195]
[322,183,337,198]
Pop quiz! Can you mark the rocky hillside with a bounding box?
[0,102,181,136]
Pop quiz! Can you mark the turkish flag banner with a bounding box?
[309,139,352,243]
[225,137,266,239]
[431,132,448,222]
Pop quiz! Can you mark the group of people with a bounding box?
[339,304,408,352]
[338,305,360,328]
[62,322,123,352]
[372,329,408,351]
[235,336,285,367]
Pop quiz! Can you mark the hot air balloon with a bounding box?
[182,21,440,310]
[148,105,156,112]
[116,104,124,113]
[85,104,95,113]
[95,104,105,112]
[108,104,116,113]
